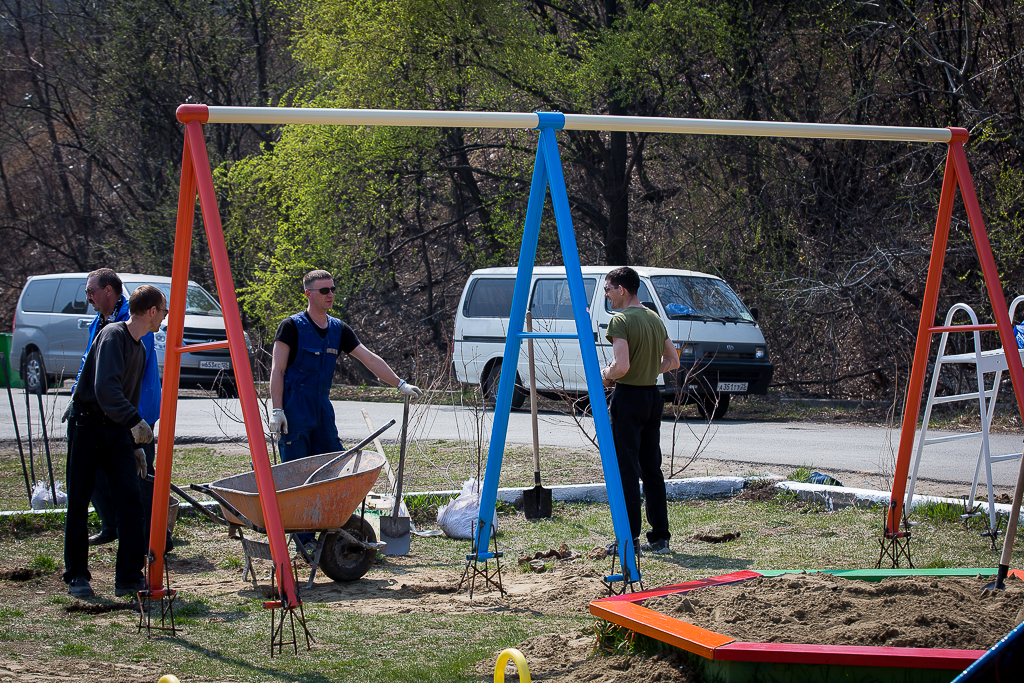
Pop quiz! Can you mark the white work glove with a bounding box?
[131,420,154,444]
[134,448,147,479]
[270,409,288,441]
[397,380,422,398]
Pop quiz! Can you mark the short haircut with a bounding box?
[303,270,333,290]
[88,268,123,298]
[129,284,164,315]
[606,267,640,296]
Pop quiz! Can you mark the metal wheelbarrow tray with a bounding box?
[189,448,386,589]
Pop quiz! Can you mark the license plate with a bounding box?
[200,360,231,370]
[717,382,747,393]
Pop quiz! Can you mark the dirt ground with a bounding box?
[0,540,703,683]
[652,572,1024,650]
[5,534,1020,683]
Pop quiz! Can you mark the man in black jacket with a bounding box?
[62,285,168,598]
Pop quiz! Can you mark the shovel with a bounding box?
[380,395,412,555]
[984,435,1024,591]
[522,313,552,519]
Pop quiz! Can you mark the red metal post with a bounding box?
[886,136,962,534]
[888,127,1024,539]
[146,126,198,593]
[146,105,300,609]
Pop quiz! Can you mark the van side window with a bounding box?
[20,279,60,313]
[531,278,597,320]
[464,278,516,318]
[604,282,655,312]
[54,278,88,314]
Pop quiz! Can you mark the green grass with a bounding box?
[787,464,814,482]
[30,553,58,574]
[0,482,1021,682]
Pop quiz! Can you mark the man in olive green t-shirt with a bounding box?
[600,267,681,554]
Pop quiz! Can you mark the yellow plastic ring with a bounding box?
[493,648,531,683]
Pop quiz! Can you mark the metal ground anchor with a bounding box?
[876,513,914,569]
[138,557,178,636]
[458,522,505,599]
[267,560,314,657]
[603,542,643,596]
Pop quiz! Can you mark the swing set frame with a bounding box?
[148,103,1023,625]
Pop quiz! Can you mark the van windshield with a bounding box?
[650,275,754,323]
[124,282,223,316]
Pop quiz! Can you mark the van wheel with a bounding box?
[22,351,47,395]
[482,360,526,409]
[696,392,730,420]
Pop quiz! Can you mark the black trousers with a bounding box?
[92,432,154,541]
[62,412,145,586]
[609,384,670,544]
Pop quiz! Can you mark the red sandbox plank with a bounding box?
[594,570,762,603]
[715,641,983,670]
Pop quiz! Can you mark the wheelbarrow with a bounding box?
[178,423,393,590]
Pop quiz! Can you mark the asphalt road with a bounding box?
[2,389,1021,493]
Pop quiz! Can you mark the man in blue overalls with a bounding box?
[269,269,422,464]
[69,269,162,547]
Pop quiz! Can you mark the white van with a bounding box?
[11,273,252,395]
[452,266,774,418]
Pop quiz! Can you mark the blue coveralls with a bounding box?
[279,312,345,462]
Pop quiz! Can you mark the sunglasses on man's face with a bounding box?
[312,286,336,295]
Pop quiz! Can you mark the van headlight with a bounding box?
[675,342,695,356]
[755,347,765,359]
[154,326,166,350]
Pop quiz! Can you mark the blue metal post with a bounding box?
[469,113,640,586]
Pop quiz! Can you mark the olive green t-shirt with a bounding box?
[605,306,669,386]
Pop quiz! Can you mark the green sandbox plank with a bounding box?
[756,568,999,582]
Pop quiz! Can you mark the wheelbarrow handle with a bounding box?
[303,418,397,486]
[146,475,232,528]
[188,482,266,533]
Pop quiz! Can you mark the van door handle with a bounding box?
[78,319,91,329]
[598,324,608,329]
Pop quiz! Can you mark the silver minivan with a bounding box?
[452,266,774,418]
[11,273,250,395]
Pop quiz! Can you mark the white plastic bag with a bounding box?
[436,478,497,540]
[30,480,67,510]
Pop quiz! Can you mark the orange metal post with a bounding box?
[885,136,961,535]
[146,105,300,609]
[888,128,1024,539]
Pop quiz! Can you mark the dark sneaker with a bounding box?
[114,579,147,598]
[640,539,671,554]
[88,530,117,546]
[604,538,642,557]
[68,576,94,598]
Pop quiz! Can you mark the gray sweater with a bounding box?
[72,321,145,427]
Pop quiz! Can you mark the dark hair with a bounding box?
[303,270,333,290]
[88,268,123,298]
[606,267,640,296]
[129,284,164,314]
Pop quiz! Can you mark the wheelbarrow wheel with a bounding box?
[319,515,377,582]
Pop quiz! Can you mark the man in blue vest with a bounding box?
[269,270,422,464]
[69,269,162,547]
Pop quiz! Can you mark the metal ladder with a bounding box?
[906,296,1024,538]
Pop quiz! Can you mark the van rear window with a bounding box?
[19,279,60,313]
[464,278,516,318]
